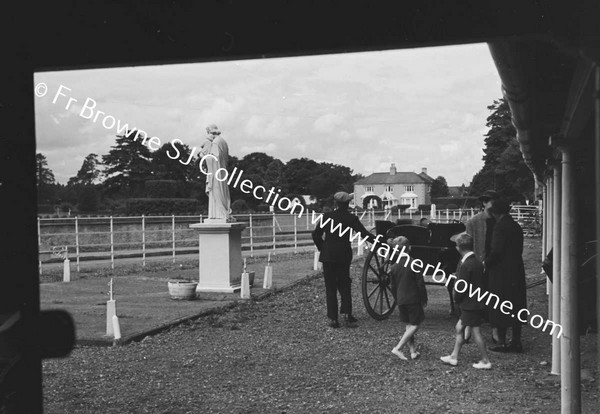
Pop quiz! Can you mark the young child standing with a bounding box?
[440,232,492,369]
[390,236,427,361]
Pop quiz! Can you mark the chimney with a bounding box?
[421,167,427,175]
[390,163,397,175]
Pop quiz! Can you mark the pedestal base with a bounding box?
[190,222,247,293]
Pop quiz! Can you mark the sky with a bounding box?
[34,42,502,186]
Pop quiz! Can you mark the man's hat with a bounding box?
[477,190,499,202]
[333,191,353,203]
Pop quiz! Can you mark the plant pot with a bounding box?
[167,280,198,300]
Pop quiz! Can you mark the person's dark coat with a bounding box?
[391,262,428,305]
[484,214,526,327]
[312,208,376,265]
[454,253,486,310]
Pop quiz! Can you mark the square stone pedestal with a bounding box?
[189,222,247,293]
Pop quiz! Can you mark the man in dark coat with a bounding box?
[312,191,377,328]
[484,199,527,353]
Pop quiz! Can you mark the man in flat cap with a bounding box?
[465,189,498,342]
[312,191,377,328]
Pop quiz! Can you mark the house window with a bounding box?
[405,185,414,192]
[385,185,393,192]
[364,185,374,193]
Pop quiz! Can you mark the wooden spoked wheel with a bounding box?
[361,248,396,320]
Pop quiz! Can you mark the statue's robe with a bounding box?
[201,136,231,221]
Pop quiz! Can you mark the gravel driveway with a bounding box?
[42,239,599,413]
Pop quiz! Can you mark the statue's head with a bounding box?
[206,124,221,141]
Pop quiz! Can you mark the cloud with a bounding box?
[34,43,500,185]
[314,113,344,133]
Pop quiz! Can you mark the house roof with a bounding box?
[355,172,431,185]
[418,172,435,183]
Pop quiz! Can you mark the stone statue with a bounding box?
[199,124,232,222]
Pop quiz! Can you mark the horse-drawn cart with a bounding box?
[361,220,465,320]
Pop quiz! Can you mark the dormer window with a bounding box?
[405,185,414,192]
[365,185,374,193]
[385,185,393,192]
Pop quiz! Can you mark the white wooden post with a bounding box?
[172,215,176,263]
[446,209,449,223]
[249,213,254,258]
[551,165,561,376]
[37,217,42,275]
[75,216,80,272]
[559,147,580,411]
[142,215,146,267]
[110,216,114,270]
[409,209,412,220]
[420,210,423,218]
[272,212,276,252]
[293,214,297,253]
[63,246,70,282]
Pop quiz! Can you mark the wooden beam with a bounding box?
[560,60,595,141]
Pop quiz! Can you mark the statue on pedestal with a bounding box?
[199,124,233,222]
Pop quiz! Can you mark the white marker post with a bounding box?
[112,315,121,341]
[263,252,273,289]
[357,241,364,257]
[106,278,117,336]
[313,249,322,271]
[240,258,250,299]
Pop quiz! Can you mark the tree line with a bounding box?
[36,130,363,215]
[37,98,534,216]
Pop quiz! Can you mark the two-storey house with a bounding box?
[353,164,434,210]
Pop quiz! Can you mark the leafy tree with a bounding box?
[36,153,60,205]
[102,130,153,196]
[309,162,355,201]
[263,159,286,190]
[431,176,449,197]
[151,141,198,182]
[68,153,101,186]
[469,98,534,202]
[284,158,320,194]
[233,152,277,207]
[78,185,99,212]
[36,153,55,186]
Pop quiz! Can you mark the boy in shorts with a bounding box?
[390,236,427,361]
[440,233,492,369]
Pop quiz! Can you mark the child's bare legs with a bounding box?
[450,319,465,359]
[392,323,420,360]
[464,326,472,341]
[471,326,490,363]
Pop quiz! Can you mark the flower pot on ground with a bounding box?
[167,280,198,300]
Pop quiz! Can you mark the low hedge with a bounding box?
[125,198,201,215]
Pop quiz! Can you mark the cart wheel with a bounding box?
[361,249,396,320]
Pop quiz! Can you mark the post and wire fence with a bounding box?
[37,206,540,273]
